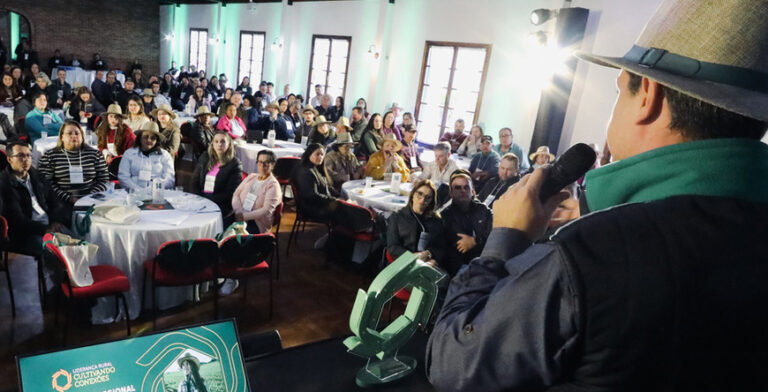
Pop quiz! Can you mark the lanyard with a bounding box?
[63,149,83,167]
[410,210,426,232]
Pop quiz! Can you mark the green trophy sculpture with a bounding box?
[343,251,446,387]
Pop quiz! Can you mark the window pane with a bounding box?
[331,39,349,57]
[312,54,328,70]
[315,39,330,56]
[329,55,347,73]
[328,72,345,89]
[242,34,252,50]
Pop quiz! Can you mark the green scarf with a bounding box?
[584,138,768,212]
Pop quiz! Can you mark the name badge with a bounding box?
[69,166,84,184]
[24,53,29,60]
[107,143,117,156]
[483,194,495,206]
[31,196,46,215]
[139,167,152,181]
[410,156,418,168]
[43,114,52,126]
[204,174,216,193]
[243,192,258,212]
[285,119,294,131]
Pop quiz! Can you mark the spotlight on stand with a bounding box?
[531,8,557,25]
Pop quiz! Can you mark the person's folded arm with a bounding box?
[427,230,581,391]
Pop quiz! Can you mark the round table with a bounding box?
[74,190,223,323]
[236,140,305,174]
[342,179,414,213]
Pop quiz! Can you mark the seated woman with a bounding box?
[25,91,64,142]
[95,104,135,164]
[216,102,247,140]
[386,179,446,264]
[291,143,341,223]
[256,102,290,141]
[142,89,157,114]
[68,86,105,130]
[457,124,484,157]
[0,71,23,108]
[364,134,410,181]
[236,76,253,96]
[189,86,211,112]
[306,115,335,146]
[38,120,109,215]
[150,103,181,156]
[356,113,383,159]
[324,132,363,193]
[191,131,243,225]
[528,145,556,173]
[24,72,54,103]
[117,122,175,192]
[125,96,151,132]
[232,150,282,234]
[381,111,402,141]
[214,88,233,115]
[190,106,216,153]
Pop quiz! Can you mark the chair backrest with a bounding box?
[219,233,275,268]
[241,171,248,181]
[41,233,74,294]
[156,239,219,274]
[335,199,377,233]
[271,202,283,230]
[0,216,8,240]
[108,155,122,181]
[273,157,301,181]
[180,121,193,138]
[0,150,7,171]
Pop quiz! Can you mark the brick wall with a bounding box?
[3,0,160,75]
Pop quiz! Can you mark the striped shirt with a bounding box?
[38,146,109,203]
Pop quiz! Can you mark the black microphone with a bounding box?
[538,143,596,202]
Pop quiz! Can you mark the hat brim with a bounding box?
[529,152,555,161]
[138,129,166,144]
[105,112,127,119]
[194,112,213,118]
[575,51,768,122]
[150,108,177,119]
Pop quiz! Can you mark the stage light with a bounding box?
[164,33,172,41]
[531,8,556,25]
[526,31,548,47]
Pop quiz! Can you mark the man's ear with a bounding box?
[636,76,665,125]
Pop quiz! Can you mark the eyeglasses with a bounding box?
[257,160,273,165]
[413,190,433,201]
[451,185,471,192]
[11,153,32,160]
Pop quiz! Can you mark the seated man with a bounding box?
[49,69,72,109]
[477,153,521,207]
[438,119,467,153]
[0,141,68,255]
[420,141,459,187]
[468,135,500,190]
[440,170,492,276]
[494,127,530,172]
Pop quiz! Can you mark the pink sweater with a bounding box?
[216,115,246,139]
[231,173,282,233]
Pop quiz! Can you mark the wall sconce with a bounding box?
[271,38,283,51]
[368,45,380,60]
[164,33,175,42]
[208,36,221,46]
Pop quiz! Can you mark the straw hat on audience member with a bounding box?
[142,88,155,97]
[314,115,332,125]
[332,131,357,146]
[529,146,555,162]
[105,104,127,118]
[576,0,768,122]
[377,133,402,151]
[150,103,176,119]
[194,106,214,118]
[265,102,280,112]
[302,105,319,116]
[335,116,352,131]
[137,121,165,143]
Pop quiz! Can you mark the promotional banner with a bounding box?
[18,320,248,392]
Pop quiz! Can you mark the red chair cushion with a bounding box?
[218,260,269,279]
[277,178,291,185]
[143,259,215,286]
[386,250,411,300]
[62,265,130,298]
[333,225,378,242]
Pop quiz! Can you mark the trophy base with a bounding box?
[355,355,417,388]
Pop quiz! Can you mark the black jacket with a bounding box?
[386,207,446,264]
[291,164,339,222]
[171,83,194,103]
[477,175,520,207]
[49,79,73,107]
[294,122,314,144]
[440,199,493,276]
[189,121,215,152]
[190,152,243,217]
[0,167,64,244]
[255,114,290,141]
[68,98,105,130]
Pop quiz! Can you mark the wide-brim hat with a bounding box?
[575,0,768,122]
[332,131,357,146]
[194,106,214,118]
[137,121,165,143]
[105,104,126,118]
[265,102,280,111]
[530,146,555,162]
[150,103,176,119]
[177,353,200,369]
[377,134,402,151]
[142,88,155,97]
[315,115,332,125]
[334,116,352,131]
[302,105,319,116]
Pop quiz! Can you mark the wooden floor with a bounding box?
[0,171,393,390]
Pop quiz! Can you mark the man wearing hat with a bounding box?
[428,0,768,390]
[467,135,500,190]
[324,131,363,192]
[306,115,335,146]
[190,106,216,156]
[334,116,353,136]
[256,101,291,140]
[295,105,318,144]
[364,133,410,181]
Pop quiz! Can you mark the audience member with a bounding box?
[328,96,344,123]
[47,49,65,71]
[292,143,341,223]
[468,135,500,189]
[357,113,384,159]
[0,140,68,253]
[49,69,72,108]
[324,132,363,192]
[364,134,410,181]
[24,72,54,104]
[191,132,243,225]
[256,102,291,141]
[151,82,170,108]
[355,97,370,120]
[15,38,36,70]
[190,106,216,152]
[236,76,252,96]
[160,73,175,95]
[216,102,247,140]
[170,75,194,111]
[400,126,421,170]
[349,107,367,142]
[69,54,81,67]
[0,110,17,143]
[0,71,23,107]
[117,122,174,192]
[438,119,467,153]
[315,94,335,119]
[457,124,483,157]
[68,87,105,129]
[494,127,530,172]
[294,105,317,144]
[306,115,335,146]
[382,111,402,141]
[95,104,135,164]
[90,53,107,70]
[386,179,445,265]
[188,86,211,112]
[285,101,302,134]
[114,78,135,110]
[528,145,555,173]
[401,112,414,130]
[132,70,146,90]
[21,63,40,90]
[38,121,108,215]
[477,153,520,207]
[420,141,459,186]
[265,82,276,103]
[150,104,181,156]
[141,88,157,114]
[310,85,323,108]
[25,91,64,142]
[125,96,151,132]
[232,149,282,234]
[90,70,110,107]
[440,170,493,276]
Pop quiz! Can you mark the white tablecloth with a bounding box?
[52,67,125,89]
[342,179,414,213]
[419,150,472,170]
[74,190,223,323]
[236,140,305,174]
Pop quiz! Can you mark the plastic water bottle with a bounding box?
[390,172,402,195]
[152,179,164,204]
[267,130,276,148]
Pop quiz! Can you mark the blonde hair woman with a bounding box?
[125,96,150,132]
[190,131,243,225]
[95,104,136,164]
